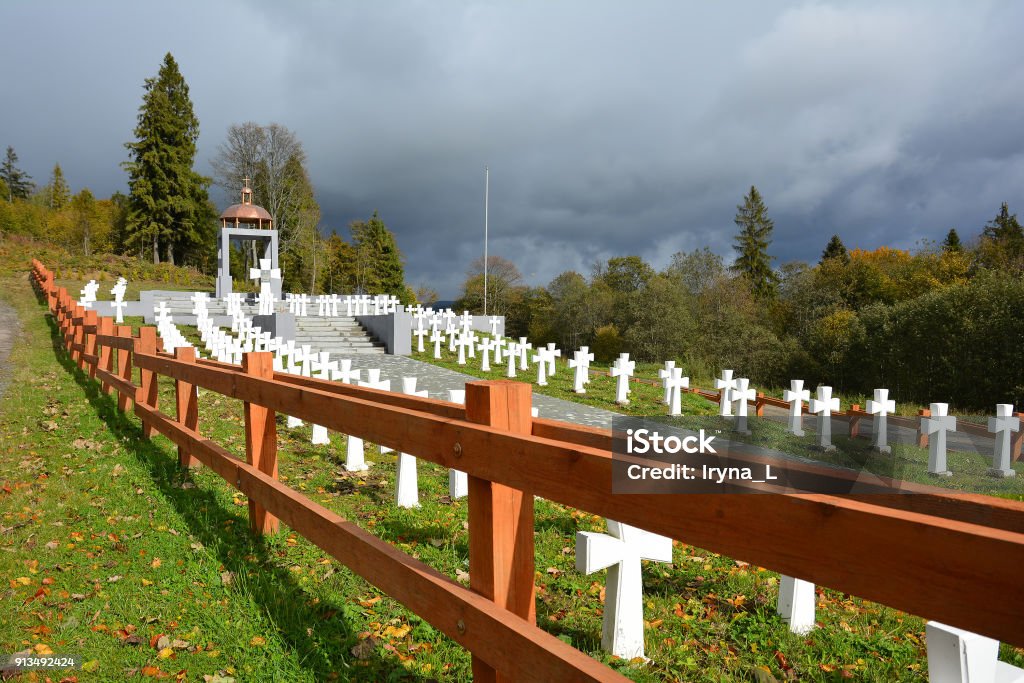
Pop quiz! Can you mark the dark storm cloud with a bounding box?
[2,1,1022,296]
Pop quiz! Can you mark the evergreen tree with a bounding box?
[979,202,1024,271]
[48,163,71,209]
[122,53,215,265]
[0,146,34,201]
[941,228,962,252]
[820,234,850,264]
[350,211,406,296]
[730,185,778,298]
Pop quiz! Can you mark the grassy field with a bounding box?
[4,269,1024,681]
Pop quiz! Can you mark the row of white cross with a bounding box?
[415,327,1023,476]
[79,278,130,323]
[284,292,405,318]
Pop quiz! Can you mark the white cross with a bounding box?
[112,298,128,324]
[283,350,305,427]
[316,295,327,317]
[925,621,1024,683]
[569,347,594,394]
[732,377,756,434]
[447,389,468,499]
[545,343,561,376]
[988,403,1020,478]
[477,336,495,372]
[505,341,519,378]
[443,310,457,333]
[429,312,442,332]
[783,380,811,437]
[430,329,445,359]
[413,327,428,353]
[665,367,689,417]
[396,377,428,508]
[924,402,957,477]
[344,295,355,317]
[463,329,478,358]
[866,388,896,454]
[387,295,401,313]
[358,370,392,455]
[533,348,552,386]
[459,311,473,334]
[518,337,532,371]
[658,361,677,405]
[328,294,340,317]
[715,369,736,417]
[154,301,172,325]
[456,331,470,365]
[809,386,840,451]
[488,315,501,335]
[492,335,506,365]
[296,294,308,317]
[78,280,99,308]
[310,352,338,445]
[413,309,428,332]
[610,353,635,405]
[332,358,361,385]
[777,576,816,634]
[575,520,672,660]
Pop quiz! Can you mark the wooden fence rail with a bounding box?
[29,259,1024,679]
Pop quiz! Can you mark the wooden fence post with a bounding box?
[98,317,114,394]
[135,326,158,438]
[83,310,99,378]
[174,347,200,469]
[755,392,766,417]
[243,352,278,535]
[70,305,83,363]
[465,380,536,683]
[116,325,134,412]
[916,408,931,448]
[849,404,862,439]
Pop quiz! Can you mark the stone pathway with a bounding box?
[0,302,19,401]
[335,353,618,429]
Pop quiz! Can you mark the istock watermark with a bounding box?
[610,415,923,495]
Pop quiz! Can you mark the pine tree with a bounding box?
[351,211,406,296]
[979,202,1024,271]
[941,228,962,252]
[48,164,70,209]
[820,234,850,264]
[0,146,34,201]
[122,53,214,265]
[730,185,778,298]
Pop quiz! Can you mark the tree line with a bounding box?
[459,187,1024,410]
[0,52,412,299]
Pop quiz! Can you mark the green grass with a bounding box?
[4,273,1024,681]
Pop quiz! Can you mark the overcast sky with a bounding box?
[2,1,1022,297]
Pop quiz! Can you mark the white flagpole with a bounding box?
[484,166,489,316]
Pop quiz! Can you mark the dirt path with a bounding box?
[0,300,19,401]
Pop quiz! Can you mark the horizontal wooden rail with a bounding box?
[132,400,625,682]
[96,334,135,351]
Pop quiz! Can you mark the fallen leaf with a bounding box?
[158,647,174,660]
[250,636,266,647]
[350,637,377,660]
[220,571,234,586]
[107,575,122,583]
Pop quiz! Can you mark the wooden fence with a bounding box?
[30,259,1024,679]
